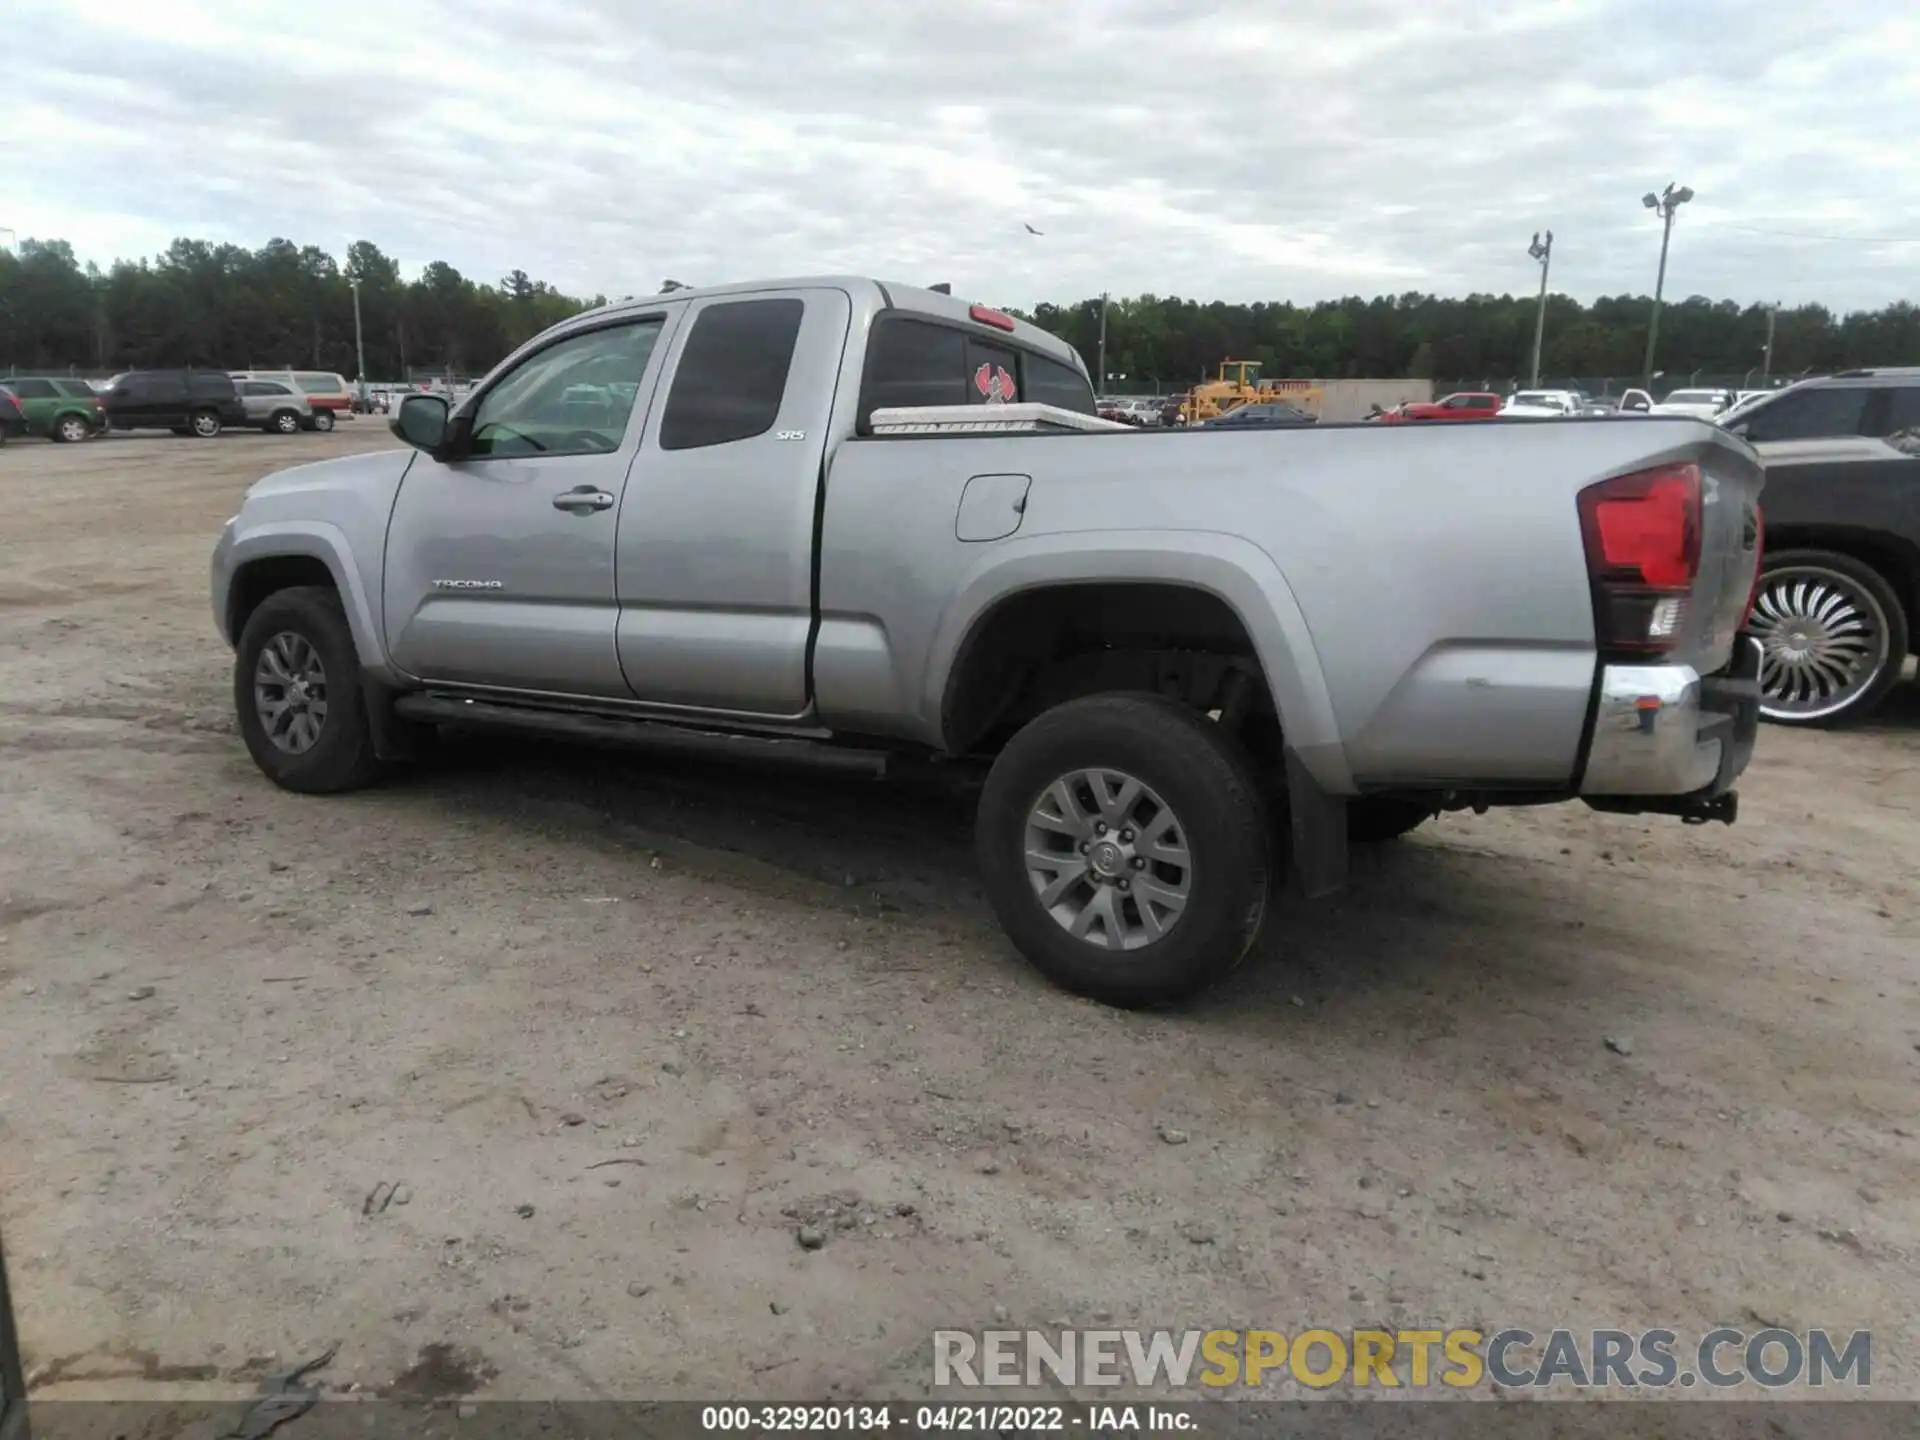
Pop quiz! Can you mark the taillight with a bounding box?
[1577,461,1702,653]
[969,304,1016,332]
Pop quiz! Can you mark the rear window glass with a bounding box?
[295,374,345,394]
[864,318,970,414]
[659,298,805,451]
[1026,355,1094,413]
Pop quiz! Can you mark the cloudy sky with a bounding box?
[4,0,1917,311]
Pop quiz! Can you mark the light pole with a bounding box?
[1640,181,1693,386]
[1762,302,1778,378]
[1096,291,1109,398]
[348,275,368,406]
[1527,230,1553,388]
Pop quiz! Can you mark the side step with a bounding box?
[391,692,891,779]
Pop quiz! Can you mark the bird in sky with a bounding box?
[1024,223,1044,236]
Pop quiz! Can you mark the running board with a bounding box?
[391,692,891,778]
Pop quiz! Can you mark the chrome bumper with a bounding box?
[1579,637,1763,798]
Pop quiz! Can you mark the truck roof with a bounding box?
[583,276,1088,378]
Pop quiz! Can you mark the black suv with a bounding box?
[100,369,248,438]
[1725,368,1920,726]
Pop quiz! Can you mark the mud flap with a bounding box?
[1285,748,1348,899]
[361,672,421,762]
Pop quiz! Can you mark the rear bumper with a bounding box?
[1578,636,1761,803]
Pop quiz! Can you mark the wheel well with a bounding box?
[1765,525,1919,650]
[228,556,338,643]
[941,582,1284,765]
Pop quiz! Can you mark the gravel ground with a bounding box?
[1,427,1916,1406]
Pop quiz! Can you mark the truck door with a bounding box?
[381,307,681,698]
[613,287,849,717]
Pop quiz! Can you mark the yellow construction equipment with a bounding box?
[1179,360,1326,424]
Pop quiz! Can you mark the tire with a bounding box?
[189,409,222,438]
[54,414,92,444]
[270,409,301,435]
[975,692,1271,1007]
[309,409,335,433]
[1750,548,1909,727]
[234,586,385,794]
[1347,797,1437,843]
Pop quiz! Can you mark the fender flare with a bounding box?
[927,528,1353,794]
[221,520,392,679]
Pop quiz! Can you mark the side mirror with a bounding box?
[392,394,451,455]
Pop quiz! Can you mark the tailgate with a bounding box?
[1678,435,1766,677]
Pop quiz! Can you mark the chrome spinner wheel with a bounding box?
[1749,564,1893,722]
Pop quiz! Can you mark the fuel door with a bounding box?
[955,473,1032,543]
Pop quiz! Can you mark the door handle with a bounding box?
[553,486,615,513]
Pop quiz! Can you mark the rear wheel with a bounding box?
[234,586,385,794]
[1750,549,1907,726]
[189,409,222,438]
[54,414,92,443]
[270,409,301,435]
[309,409,335,433]
[975,693,1271,1007]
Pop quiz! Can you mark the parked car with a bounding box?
[211,276,1763,1008]
[0,375,105,441]
[234,378,317,434]
[0,386,24,444]
[101,369,247,437]
[1389,391,1501,422]
[1120,399,1164,427]
[229,371,352,430]
[1719,367,1920,726]
[1651,388,1735,420]
[1201,400,1317,428]
[1161,394,1188,426]
[1498,389,1581,418]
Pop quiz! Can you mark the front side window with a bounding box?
[659,298,806,451]
[469,318,665,459]
[54,379,97,398]
[1741,387,1871,443]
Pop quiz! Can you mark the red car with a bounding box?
[1386,391,1502,423]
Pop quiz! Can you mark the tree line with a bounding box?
[3,232,1915,388]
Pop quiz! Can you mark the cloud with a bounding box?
[2,0,1915,310]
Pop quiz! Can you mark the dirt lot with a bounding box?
[1,427,1917,1405]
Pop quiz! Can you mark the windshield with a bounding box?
[1664,390,1719,404]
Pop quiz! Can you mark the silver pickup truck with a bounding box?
[212,277,1765,1006]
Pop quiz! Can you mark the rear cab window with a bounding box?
[658,298,806,451]
[859,313,1094,432]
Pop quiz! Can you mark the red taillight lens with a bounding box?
[1577,462,1702,653]
[969,303,1016,332]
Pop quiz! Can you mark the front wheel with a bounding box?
[1750,549,1908,726]
[308,409,335,433]
[189,409,222,438]
[975,693,1271,1007]
[234,586,385,793]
